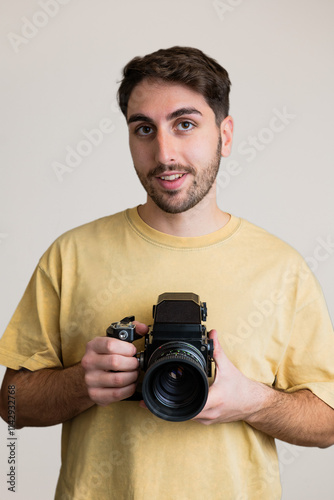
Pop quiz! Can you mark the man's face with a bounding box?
[127,79,231,214]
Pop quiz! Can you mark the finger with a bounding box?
[208,329,225,371]
[192,408,212,425]
[133,321,149,336]
[139,400,148,409]
[208,329,219,350]
[89,383,138,406]
[193,417,212,426]
[87,336,137,356]
[85,369,139,389]
[192,382,222,419]
[87,352,140,372]
[192,403,219,424]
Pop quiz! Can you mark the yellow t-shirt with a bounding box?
[1,207,334,500]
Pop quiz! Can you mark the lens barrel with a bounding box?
[141,342,209,422]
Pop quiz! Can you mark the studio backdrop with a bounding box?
[0,1,333,499]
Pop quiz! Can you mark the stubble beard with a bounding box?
[134,136,222,214]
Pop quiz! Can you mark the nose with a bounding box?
[154,130,178,165]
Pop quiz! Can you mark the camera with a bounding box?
[106,292,214,422]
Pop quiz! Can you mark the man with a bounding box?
[0,46,334,499]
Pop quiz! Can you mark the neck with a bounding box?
[137,189,230,237]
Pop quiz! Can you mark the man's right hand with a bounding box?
[81,321,149,406]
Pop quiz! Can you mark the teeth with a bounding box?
[160,174,184,181]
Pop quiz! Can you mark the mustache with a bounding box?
[148,163,196,178]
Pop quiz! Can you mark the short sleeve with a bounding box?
[0,264,63,371]
[275,268,334,409]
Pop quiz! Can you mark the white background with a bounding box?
[0,0,333,498]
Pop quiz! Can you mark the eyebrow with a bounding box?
[127,107,202,125]
[167,107,202,121]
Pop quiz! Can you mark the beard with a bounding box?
[134,136,222,214]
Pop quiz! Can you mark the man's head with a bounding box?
[118,46,231,126]
[118,47,233,217]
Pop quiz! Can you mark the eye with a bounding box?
[135,125,154,136]
[176,121,194,131]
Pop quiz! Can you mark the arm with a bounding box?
[0,363,94,428]
[0,321,149,429]
[193,330,334,448]
[245,386,334,447]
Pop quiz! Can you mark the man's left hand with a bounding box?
[192,329,271,425]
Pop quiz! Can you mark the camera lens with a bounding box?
[142,342,209,422]
[153,362,202,408]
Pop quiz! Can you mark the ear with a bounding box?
[219,116,234,157]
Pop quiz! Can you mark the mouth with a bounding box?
[155,172,188,190]
[159,173,185,181]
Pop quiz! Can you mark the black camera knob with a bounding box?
[208,338,214,357]
[201,302,207,321]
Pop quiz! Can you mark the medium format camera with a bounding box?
[106,292,214,422]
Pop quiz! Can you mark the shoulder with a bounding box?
[233,217,312,287]
[235,218,324,305]
[37,208,132,271]
[58,209,129,242]
[237,217,303,262]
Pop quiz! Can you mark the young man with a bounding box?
[0,47,334,499]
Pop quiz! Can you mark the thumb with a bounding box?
[133,320,149,336]
[208,329,226,371]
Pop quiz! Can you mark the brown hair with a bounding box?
[117,46,231,125]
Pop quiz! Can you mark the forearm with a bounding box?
[0,364,94,428]
[246,385,334,448]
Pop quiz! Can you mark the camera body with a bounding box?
[106,292,214,422]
